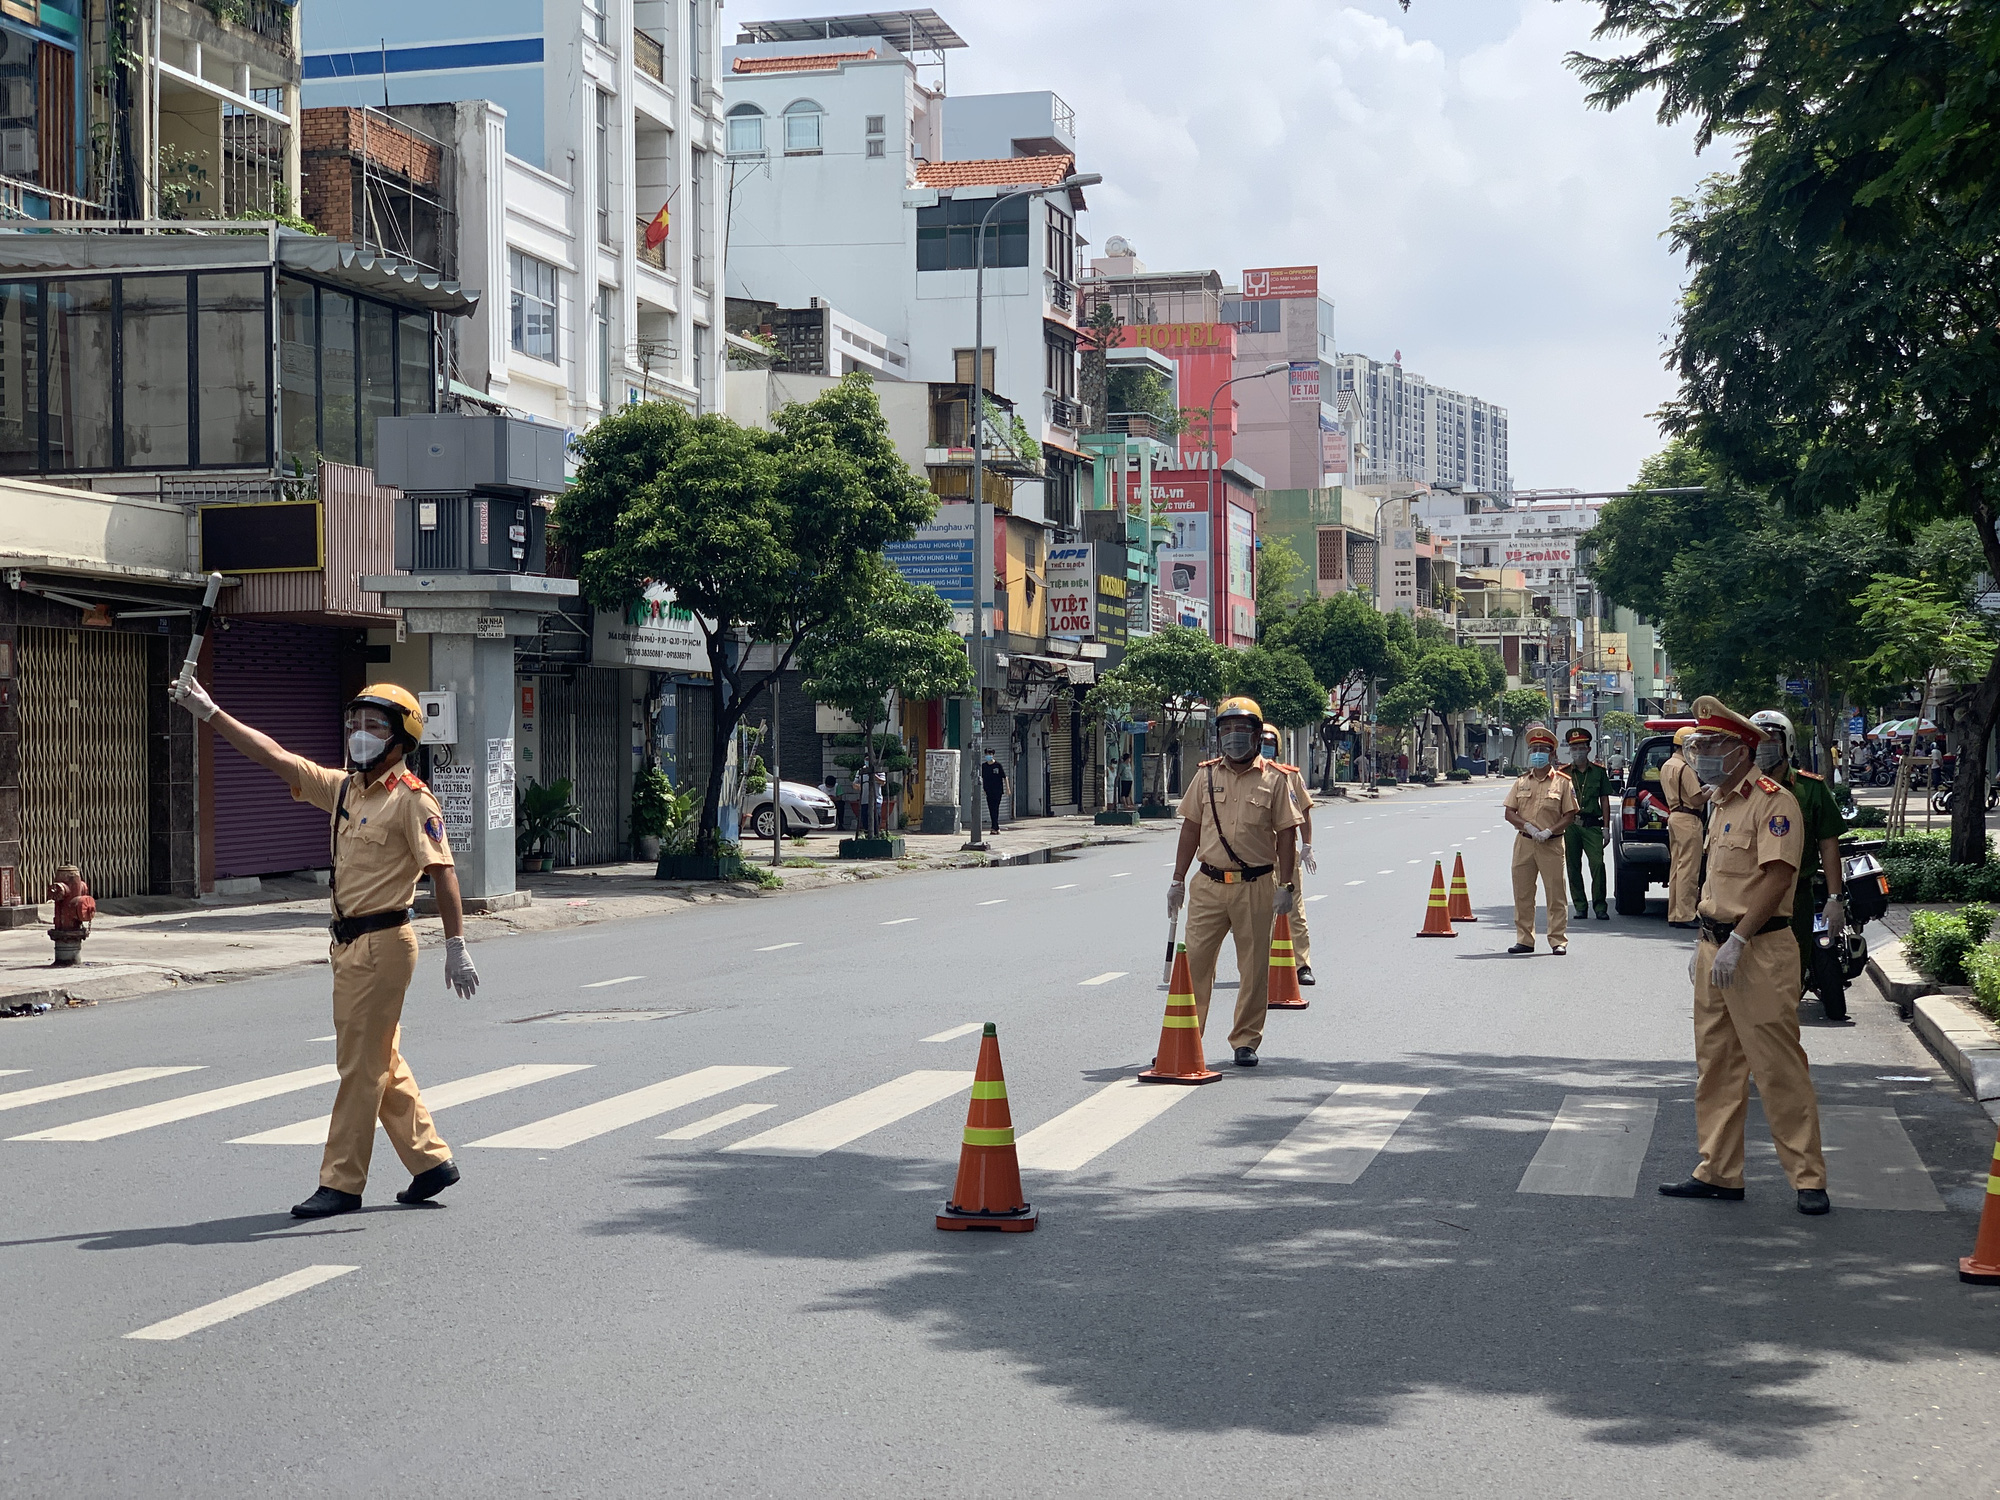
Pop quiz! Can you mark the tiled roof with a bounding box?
[730,50,876,74]
[913,154,1075,189]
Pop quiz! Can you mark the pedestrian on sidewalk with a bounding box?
[1659,696,1829,1216]
[981,750,1007,831]
[172,677,477,1219]
[1166,697,1302,1068]
[1503,723,1576,954]
[1661,726,1708,928]
[1261,726,1317,985]
[1560,726,1616,921]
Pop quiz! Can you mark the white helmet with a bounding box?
[1749,709,1794,764]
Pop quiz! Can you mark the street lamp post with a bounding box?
[960,170,1101,850]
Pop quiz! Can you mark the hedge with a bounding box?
[1902,903,1996,985]
[1446,769,1473,782]
[1965,943,2000,1023]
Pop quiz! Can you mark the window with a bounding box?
[1045,204,1074,282]
[320,288,356,462]
[726,103,765,157]
[510,250,558,363]
[690,149,707,287]
[584,0,606,43]
[595,91,614,247]
[398,312,433,416]
[1044,328,1075,399]
[783,100,823,154]
[692,323,707,408]
[952,348,995,388]
[198,272,270,468]
[278,276,316,464]
[865,113,885,158]
[917,196,1030,271]
[122,275,190,468]
[597,287,613,404]
[1219,297,1281,333]
[690,0,708,84]
[866,138,884,159]
[1045,454,1078,533]
[358,300,395,466]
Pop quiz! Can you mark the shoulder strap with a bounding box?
[329,776,351,920]
[1205,764,1249,872]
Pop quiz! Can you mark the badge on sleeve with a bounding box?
[424,814,445,843]
[1768,814,1791,837]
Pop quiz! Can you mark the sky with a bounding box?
[856,0,1713,492]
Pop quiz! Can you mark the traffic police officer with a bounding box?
[1168,697,1302,1067]
[1560,726,1616,921]
[1261,725,1317,985]
[1659,696,1830,1215]
[174,677,480,1218]
[1660,725,1707,928]
[1503,723,1576,954]
[1749,710,1847,988]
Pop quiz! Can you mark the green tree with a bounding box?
[1092,625,1227,802]
[1224,644,1326,731]
[554,376,934,854]
[1253,535,1308,637]
[1498,686,1553,728]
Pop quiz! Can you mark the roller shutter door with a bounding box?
[538,667,622,865]
[19,627,148,898]
[212,622,342,879]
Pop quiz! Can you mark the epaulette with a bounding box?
[1199,756,1222,768]
[1756,775,1781,793]
[398,771,428,792]
[1554,766,1574,778]
[1272,761,1299,774]
[1798,770,1824,781]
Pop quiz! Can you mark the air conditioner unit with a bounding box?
[0,129,35,177]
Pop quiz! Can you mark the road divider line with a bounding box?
[0,1067,205,1115]
[1306,894,1329,902]
[1110,872,1131,879]
[977,900,1007,906]
[0,1069,26,1077]
[1820,1105,1948,1211]
[125,1265,357,1342]
[581,975,644,989]
[755,942,801,952]
[1053,884,1078,890]
[881,918,917,926]
[1017,1079,1196,1171]
[230,1065,593,1146]
[11,1067,340,1142]
[724,1070,972,1158]
[310,1036,335,1043]
[659,1103,777,1141]
[1245,1084,1429,1183]
[1517,1096,1659,1197]
[923,1023,983,1043]
[1079,971,1128,986]
[1345,880,1365,886]
[466,1065,787,1150]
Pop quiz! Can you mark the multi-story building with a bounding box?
[1333,351,1509,498]
[1217,265,1345,492]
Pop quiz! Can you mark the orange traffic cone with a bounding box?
[1447,852,1478,923]
[1138,944,1221,1084]
[1266,912,1308,1010]
[1958,1129,2000,1283]
[1417,861,1456,937]
[937,1023,1038,1232]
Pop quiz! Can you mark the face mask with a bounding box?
[1220,728,1258,761]
[1694,752,1734,786]
[1570,747,1589,763]
[1754,740,1785,771]
[1528,751,1550,770]
[348,730,391,768]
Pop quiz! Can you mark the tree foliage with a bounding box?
[1224,644,1326,730]
[1253,535,1308,638]
[1267,590,1394,695]
[1498,686,1553,728]
[1094,624,1227,748]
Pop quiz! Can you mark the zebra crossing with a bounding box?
[0,1058,1952,1210]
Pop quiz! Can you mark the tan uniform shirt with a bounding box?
[1272,762,1312,833]
[1658,752,1701,814]
[1698,772,1804,923]
[1504,767,1577,833]
[281,752,454,918]
[1177,756,1302,870]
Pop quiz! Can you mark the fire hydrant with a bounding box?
[48,866,94,967]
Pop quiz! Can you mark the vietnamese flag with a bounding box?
[644,199,670,249]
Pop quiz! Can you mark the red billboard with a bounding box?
[1241,265,1318,301]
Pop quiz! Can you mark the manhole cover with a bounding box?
[509,1009,690,1024]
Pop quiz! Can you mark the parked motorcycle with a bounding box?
[1927,776,2000,814]
[1803,838,1890,1023]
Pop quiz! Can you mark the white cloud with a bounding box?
[933,0,1710,490]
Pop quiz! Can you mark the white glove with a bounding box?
[1528,825,1549,843]
[444,936,480,998]
[1822,895,1845,935]
[1300,843,1318,875]
[1167,880,1186,920]
[1709,930,1746,989]
[172,674,218,722]
[1274,884,1295,917]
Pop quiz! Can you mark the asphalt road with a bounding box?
[4,783,1998,1498]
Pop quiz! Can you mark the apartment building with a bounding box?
[1332,351,1510,498]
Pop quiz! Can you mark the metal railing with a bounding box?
[635,29,666,82]
[0,174,109,222]
[1047,277,1074,312]
[1049,395,1080,430]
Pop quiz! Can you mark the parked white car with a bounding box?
[744,779,838,838]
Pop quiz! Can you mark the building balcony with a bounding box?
[634,28,666,82]
[1049,394,1080,431]
[1044,274,1074,322]
[636,217,666,270]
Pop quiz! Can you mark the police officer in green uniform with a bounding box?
[1561,726,1616,921]
[1749,710,1846,981]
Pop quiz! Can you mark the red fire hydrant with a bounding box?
[48,866,94,967]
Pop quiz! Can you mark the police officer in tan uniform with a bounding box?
[1659,696,1830,1215]
[1261,725,1317,985]
[1503,723,1577,954]
[1659,725,1708,928]
[173,677,480,1218]
[1168,697,1302,1067]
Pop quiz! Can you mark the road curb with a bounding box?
[1865,943,1948,1020]
[1910,993,2000,1125]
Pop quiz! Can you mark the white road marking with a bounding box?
[755,942,801,952]
[11,1067,340,1142]
[125,1266,357,1342]
[881,918,917,926]
[1517,1096,1659,1197]
[1079,971,1128,986]
[724,1070,972,1157]
[659,1103,777,1140]
[1245,1084,1430,1182]
[1053,884,1078,890]
[1820,1105,1947,1211]
[1016,1079,1196,1171]
[1110,872,1131,879]
[0,1067,204,1115]
[466,1066,788,1150]
[230,1065,593,1145]
[310,1036,335,1043]
[581,975,644,989]
[1406,860,1422,865]
[1306,894,1329,902]
[1345,880,1365,886]
[0,1070,25,1077]
[1377,870,1393,875]
[977,900,1007,906]
[923,1023,984,1043]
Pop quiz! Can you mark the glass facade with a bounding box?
[917,197,1030,272]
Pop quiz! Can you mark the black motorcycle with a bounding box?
[1803,838,1889,1023]
[1928,776,2000,814]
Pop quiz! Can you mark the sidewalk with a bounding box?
[0,811,1173,1012]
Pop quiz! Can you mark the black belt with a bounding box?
[330,908,412,946]
[1698,914,1789,944]
[1200,862,1273,885]
[1577,817,1604,827]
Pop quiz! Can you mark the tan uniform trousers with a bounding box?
[1511,833,1569,948]
[1667,812,1704,924]
[1692,929,1826,1190]
[1185,871,1274,1052]
[320,925,451,1195]
[1286,869,1311,966]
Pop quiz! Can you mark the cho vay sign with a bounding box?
[1046,544,1095,638]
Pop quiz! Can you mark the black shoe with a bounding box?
[397,1159,460,1205]
[292,1186,362,1219]
[1658,1176,1745,1201]
[1550,944,1568,956]
[1667,920,1699,929]
[1796,1188,1831,1216]
[1297,964,1316,986]
[1594,907,1610,921]
[1233,1046,1259,1068]
[1574,906,1589,920]
[1507,943,1535,955]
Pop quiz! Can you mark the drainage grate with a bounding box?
[508,1009,691,1024]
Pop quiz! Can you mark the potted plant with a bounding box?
[629,765,678,861]
[517,777,588,872]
